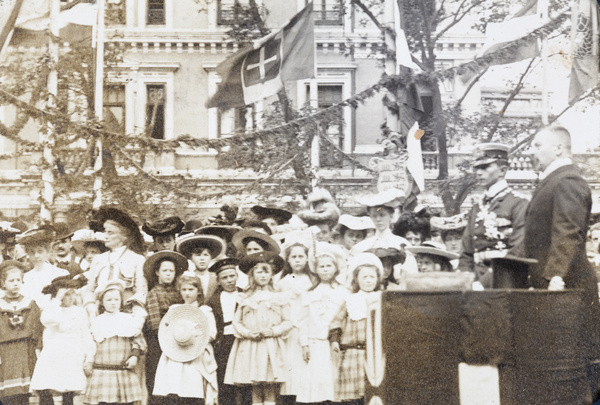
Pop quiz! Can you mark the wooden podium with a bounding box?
[364,290,593,405]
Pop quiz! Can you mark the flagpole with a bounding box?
[539,0,549,125]
[93,0,104,209]
[384,0,399,133]
[309,79,319,189]
[40,0,60,224]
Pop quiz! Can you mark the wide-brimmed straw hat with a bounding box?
[430,214,468,231]
[176,234,226,259]
[406,241,459,260]
[238,252,285,274]
[143,216,185,238]
[16,226,56,246]
[71,229,108,254]
[158,305,210,362]
[355,188,405,209]
[337,214,375,231]
[232,229,280,255]
[144,251,189,289]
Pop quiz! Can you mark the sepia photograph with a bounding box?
[0,0,599,403]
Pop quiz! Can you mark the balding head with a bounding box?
[530,125,572,171]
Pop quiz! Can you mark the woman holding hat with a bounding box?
[83,207,148,328]
[85,280,145,405]
[224,252,292,405]
[176,234,227,304]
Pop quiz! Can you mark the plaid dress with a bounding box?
[85,314,144,405]
[335,318,367,401]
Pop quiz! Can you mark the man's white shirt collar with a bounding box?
[540,158,572,180]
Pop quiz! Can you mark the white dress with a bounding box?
[21,263,69,310]
[296,283,350,403]
[153,304,218,404]
[276,273,313,396]
[30,302,95,392]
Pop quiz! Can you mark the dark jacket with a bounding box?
[523,164,599,357]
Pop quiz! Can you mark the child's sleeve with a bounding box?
[80,310,97,363]
[29,301,44,351]
[328,302,347,344]
[145,289,162,332]
[201,305,217,341]
[298,297,311,347]
[271,301,293,337]
[232,305,252,339]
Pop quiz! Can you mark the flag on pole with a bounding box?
[568,0,599,104]
[207,2,314,110]
[5,0,96,50]
[477,0,542,65]
[395,0,424,211]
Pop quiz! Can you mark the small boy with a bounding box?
[16,226,69,309]
[207,258,252,405]
[142,251,187,405]
[176,234,226,304]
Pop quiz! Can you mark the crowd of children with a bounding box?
[0,187,475,405]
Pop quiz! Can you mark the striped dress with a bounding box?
[85,312,144,405]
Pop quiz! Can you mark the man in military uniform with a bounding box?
[458,143,528,288]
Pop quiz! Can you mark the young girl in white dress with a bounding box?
[30,276,94,405]
[152,271,218,405]
[225,252,292,405]
[276,240,313,405]
[297,242,350,404]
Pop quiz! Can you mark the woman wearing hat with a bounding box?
[232,229,281,257]
[352,190,419,279]
[83,207,147,328]
[17,226,70,310]
[176,234,226,304]
[406,241,460,273]
[334,214,375,254]
[142,217,185,253]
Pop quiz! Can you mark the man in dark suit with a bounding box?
[524,125,600,400]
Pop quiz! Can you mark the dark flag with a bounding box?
[207,2,314,110]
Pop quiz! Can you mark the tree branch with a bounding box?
[484,57,537,141]
[351,0,385,34]
[509,86,599,154]
[434,0,485,42]
[454,67,488,107]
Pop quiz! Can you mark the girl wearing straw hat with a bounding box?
[224,252,292,405]
[153,271,218,405]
